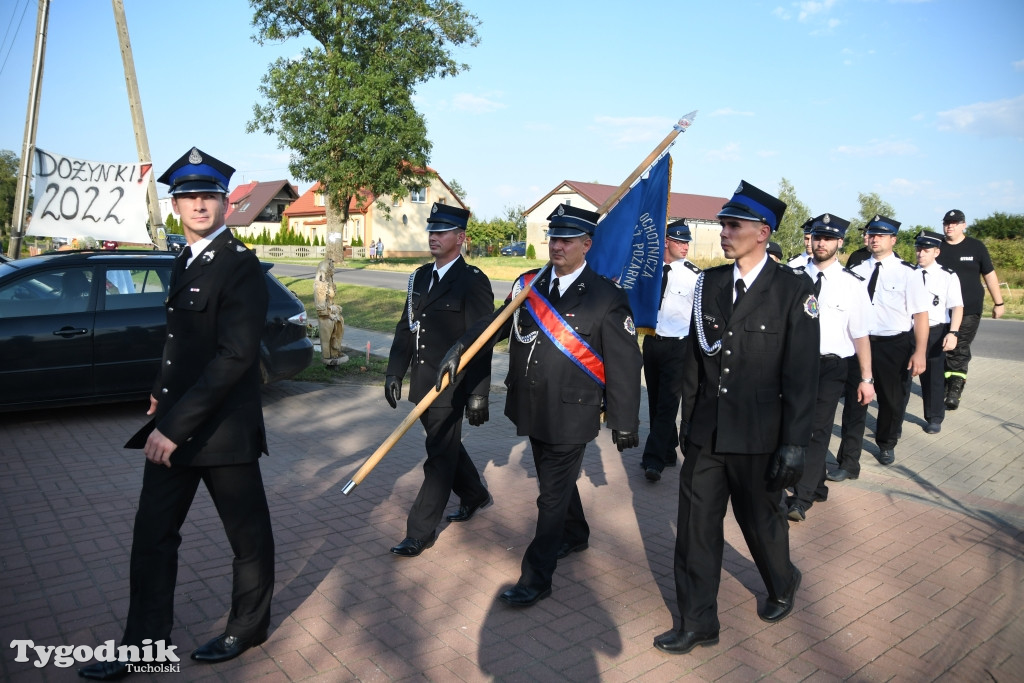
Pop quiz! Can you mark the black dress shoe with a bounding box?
[924,421,941,434]
[645,467,662,482]
[191,632,266,663]
[446,493,493,522]
[759,567,801,623]
[390,533,436,557]
[874,448,895,466]
[499,584,551,607]
[787,503,806,522]
[78,661,130,680]
[652,629,719,654]
[556,540,589,560]
[826,468,858,482]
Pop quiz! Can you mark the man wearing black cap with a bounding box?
[436,203,642,607]
[787,214,875,522]
[915,230,964,433]
[829,215,930,481]
[385,202,494,557]
[79,148,274,680]
[640,219,701,482]
[767,241,784,262]
[655,181,819,655]
[936,209,1004,410]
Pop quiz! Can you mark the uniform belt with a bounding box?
[869,330,911,342]
[820,353,842,360]
[650,333,687,341]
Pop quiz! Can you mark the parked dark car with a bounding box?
[500,241,526,256]
[165,233,187,253]
[0,250,313,411]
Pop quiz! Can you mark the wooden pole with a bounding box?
[112,0,165,248]
[341,263,549,494]
[6,0,49,260]
[596,110,697,215]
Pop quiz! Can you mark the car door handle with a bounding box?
[53,327,89,337]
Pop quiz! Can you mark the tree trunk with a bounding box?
[324,187,349,265]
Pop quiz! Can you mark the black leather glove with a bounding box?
[384,375,401,409]
[466,395,489,426]
[612,430,639,452]
[435,341,465,391]
[767,444,805,491]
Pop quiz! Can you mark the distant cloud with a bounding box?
[936,94,1024,138]
[835,140,919,157]
[773,6,792,20]
[705,142,742,163]
[451,92,507,114]
[756,149,779,158]
[590,116,671,145]
[883,178,934,196]
[710,108,755,117]
[1014,59,1024,72]
[798,0,837,22]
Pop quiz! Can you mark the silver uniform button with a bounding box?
[760,324,766,330]
[165,360,172,365]
[725,350,731,355]
[161,388,168,394]
[723,368,730,374]
[721,387,728,394]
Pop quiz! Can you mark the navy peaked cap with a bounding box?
[717,180,787,232]
[158,147,233,195]
[666,219,692,242]
[809,213,850,238]
[546,204,599,237]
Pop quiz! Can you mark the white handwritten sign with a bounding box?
[28,148,154,244]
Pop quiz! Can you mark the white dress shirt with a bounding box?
[804,260,874,357]
[655,258,700,337]
[852,253,930,336]
[921,262,964,326]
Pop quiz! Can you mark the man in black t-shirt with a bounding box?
[935,209,1005,409]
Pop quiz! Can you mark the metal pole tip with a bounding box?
[341,480,357,495]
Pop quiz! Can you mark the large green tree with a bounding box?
[775,177,811,259]
[247,0,479,246]
[1,150,19,242]
[970,211,1024,239]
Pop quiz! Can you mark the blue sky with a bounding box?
[1,0,1022,227]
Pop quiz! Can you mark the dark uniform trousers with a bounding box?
[674,439,793,632]
[921,324,949,423]
[123,460,274,647]
[407,401,488,540]
[793,355,849,508]
[520,438,590,591]
[838,331,913,473]
[641,335,688,471]
[945,313,979,378]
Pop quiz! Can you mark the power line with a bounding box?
[0,0,31,80]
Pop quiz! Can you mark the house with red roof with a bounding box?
[525,180,728,260]
[283,168,465,257]
[225,180,300,241]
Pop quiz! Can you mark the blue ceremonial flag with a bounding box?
[588,152,671,329]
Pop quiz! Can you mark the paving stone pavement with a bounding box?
[1,330,1021,682]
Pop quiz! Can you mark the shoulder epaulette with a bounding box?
[682,260,702,275]
[779,263,806,276]
[901,260,919,270]
[843,267,865,281]
[940,265,956,275]
[596,273,623,288]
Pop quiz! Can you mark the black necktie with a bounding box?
[660,264,671,307]
[867,262,881,301]
[814,272,823,297]
[549,278,561,305]
[428,270,439,292]
[734,279,746,309]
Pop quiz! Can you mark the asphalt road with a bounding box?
[270,262,1023,362]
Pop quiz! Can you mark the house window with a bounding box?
[393,197,402,207]
[410,188,426,203]
[314,193,325,207]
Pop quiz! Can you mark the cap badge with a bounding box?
[874,215,880,222]
[735,182,744,193]
[431,205,438,214]
[557,206,565,216]
[188,148,203,164]
[824,214,831,224]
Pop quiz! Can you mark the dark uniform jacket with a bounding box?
[468,264,642,445]
[683,261,820,454]
[128,229,269,466]
[387,257,493,408]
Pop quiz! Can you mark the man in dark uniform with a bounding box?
[437,204,642,607]
[385,203,494,557]
[655,180,819,655]
[80,148,275,680]
[936,209,1005,410]
[640,220,700,482]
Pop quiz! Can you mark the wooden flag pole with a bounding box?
[596,110,697,215]
[341,264,550,495]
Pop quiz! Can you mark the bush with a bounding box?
[985,238,1024,287]
[526,243,536,260]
